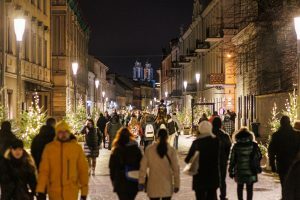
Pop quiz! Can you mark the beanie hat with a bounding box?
[55,120,71,134]
[11,139,24,149]
[198,121,215,138]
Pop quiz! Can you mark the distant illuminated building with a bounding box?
[144,62,154,82]
[133,61,144,81]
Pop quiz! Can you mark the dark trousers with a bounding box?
[219,166,227,199]
[195,188,217,200]
[237,183,253,200]
[150,197,171,200]
[279,172,287,197]
[102,133,106,148]
[174,134,179,150]
[144,140,153,150]
[117,192,137,200]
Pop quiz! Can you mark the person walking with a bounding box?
[128,115,143,146]
[31,118,56,170]
[139,129,180,200]
[0,139,37,200]
[171,113,181,150]
[142,114,156,149]
[229,128,262,200]
[223,115,235,136]
[268,116,300,196]
[109,128,142,200]
[97,113,108,148]
[81,119,102,176]
[36,120,89,200]
[283,151,300,200]
[185,121,219,200]
[167,114,178,148]
[106,114,122,150]
[0,121,17,156]
[212,117,232,200]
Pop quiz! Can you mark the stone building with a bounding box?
[51,0,90,118]
[0,0,52,119]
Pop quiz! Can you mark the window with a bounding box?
[38,36,42,65]
[7,19,12,53]
[43,0,47,15]
[24,29,30,60]
[37,0,41,9]
[7,90,13,119]
[32,33,37,63]
[43,39,47,67]
[31,0,35,5]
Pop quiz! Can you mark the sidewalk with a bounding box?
[88,135,281,200]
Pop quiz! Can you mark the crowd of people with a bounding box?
[0,102,299,200]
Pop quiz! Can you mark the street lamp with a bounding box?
[72,62,79,111]
[195,73,200,98]
[165,91,168,99]
[14,18,26,117]
[183,81,188,92]
[95,79,99,109]
[294,17,300,111]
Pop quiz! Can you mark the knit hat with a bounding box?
[55,120,71,134]
[11,139,24,149]
[198,121,215,138]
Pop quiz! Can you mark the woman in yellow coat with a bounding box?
[36,120,89,200]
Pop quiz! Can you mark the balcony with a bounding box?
[195,40,210,53]
[170,90,183,98]
[205,27,224,43]
[184,83,197,94]
[207,73,225,85]
[178,55,191,65]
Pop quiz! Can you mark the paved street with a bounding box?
[87,136,282,200]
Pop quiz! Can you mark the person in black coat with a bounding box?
[212,117,232,200]
[31,118,56,170]
[97,113,108,148]
[109,127,142,200]
[0,139,37,200]
[185,121,219,200]
[0,121,17,156]
[268,116,300,196]
[81,119,102,176]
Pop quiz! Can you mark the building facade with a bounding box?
[0,0,52,119]
[51,0,90,118]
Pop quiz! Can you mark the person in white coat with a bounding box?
[139,129,180,200]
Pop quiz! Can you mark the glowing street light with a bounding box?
[195,73,200,83]
[294,17,300,40]
[183,81,188,92]
[165,91,168,98]
[95,79,99,89]
[102,91,106,98]
[72,62,79,76]
[14,18,26,41]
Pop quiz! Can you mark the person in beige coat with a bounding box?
[139,129,180,200]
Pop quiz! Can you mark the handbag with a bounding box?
[183,151,200,176]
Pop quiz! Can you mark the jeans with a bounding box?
[237,183,253,200]
[195,188,217,200]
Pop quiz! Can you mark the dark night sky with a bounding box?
[78,0,193,78]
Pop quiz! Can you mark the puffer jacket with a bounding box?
[229,130,260,184]
[36,138,89,200]
[0,150,37,200]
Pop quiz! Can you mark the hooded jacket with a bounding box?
[0,150,37,200]
[36,121,89,200]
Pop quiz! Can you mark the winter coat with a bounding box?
[139,143,180,198]
[97,116,108,133]
[36,138,89,200]
[109,142,142,194]
[0,150,37,200]
[80,126,101,158]
[268,126,300,175]
[106,121,122,139]
[229,132,261,184]
[223,117,235,136]
[167,119,178,135]
[283,152,300,200]
[31,125,55,170]
[0,130,16,156]
[213,128,232,172]
[185,133,219,190]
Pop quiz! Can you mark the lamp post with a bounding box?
[165,91,168,100]
[14,18,26,117]
[183,81,188,93]
[294,17,300,117]
[95,79,99,110]
[72,62,79,112]
[195,73,200,99]
[102,91,106,112]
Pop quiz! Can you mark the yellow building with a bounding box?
[0,0,51,119]
[51,0,90,118]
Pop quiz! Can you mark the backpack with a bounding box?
[145,124,155,140]
[85,128,98,147]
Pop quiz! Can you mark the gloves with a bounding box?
[36,193,46,200]
[138,184,145,191]
[80,196,87,200]
[174,187,179,193]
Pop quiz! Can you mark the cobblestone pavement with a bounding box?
[88,136,282,200]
